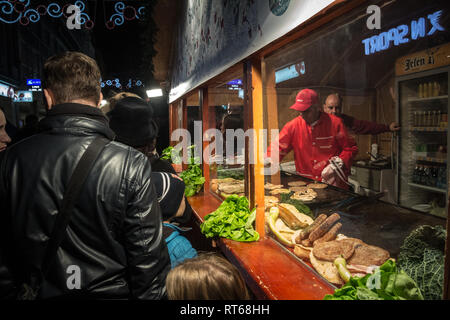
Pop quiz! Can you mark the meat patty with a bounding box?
[347,243,390,266]
[312,240,355,262]
[337,238,364,247]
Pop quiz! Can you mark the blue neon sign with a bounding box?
[362,10,444,56]
[26,79,41,86]
[227,79,243,86]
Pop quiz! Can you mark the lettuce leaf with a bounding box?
[324,260,424,300]
[397,225,446,300]
[200,195,259,242]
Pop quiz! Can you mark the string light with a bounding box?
[0,0,94,28]
[104,1,145,29]
[0,0,145,29]
[100,78,145,89]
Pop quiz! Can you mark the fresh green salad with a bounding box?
[200,195,259,242]
[178,145,205,197]
[324,259,424,300]
[160,146,181,164]
[179,162,205,197]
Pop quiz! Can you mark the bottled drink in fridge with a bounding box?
[431,166,438,187]
[428,82,433,97]
[417,165,424,184]
[424,165,430,186]
[433,82,440,96]
[412,164,419,183]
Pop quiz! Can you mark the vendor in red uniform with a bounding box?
[323,93,400,134]
[266,89,358,189]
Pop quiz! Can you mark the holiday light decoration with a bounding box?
[101,78,144,89]
[0,1,145,29]
[105,1,145,30]
[0,0,94,28]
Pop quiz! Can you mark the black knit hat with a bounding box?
[107,97,159,148]
[152,172,187,220]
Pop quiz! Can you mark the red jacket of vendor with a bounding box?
[267,112,358,182]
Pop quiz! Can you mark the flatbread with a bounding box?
[219,182,245,194]
[309,251,344,285]
[290,194,315,202]
[289,186,309,193]
[312,240,355,262]
[307,183,328,189]
[270,188,291,195]
[264,183,284,190]
[288,181,307,187]
[264,196,279,208]
[294,245,312,260]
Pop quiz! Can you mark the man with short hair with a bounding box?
[0,109,11,152]
[323,93,400,134]
[267,89,358,189]
[0,52,170,299]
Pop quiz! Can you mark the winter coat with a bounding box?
[0,103,170,299]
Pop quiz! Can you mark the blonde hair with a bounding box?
[166,252,250,300]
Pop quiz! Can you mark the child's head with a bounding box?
[166,252,250,300]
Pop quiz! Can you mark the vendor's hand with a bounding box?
[389,122,400,131]
[321,163,336,183]
[321,157,344,186]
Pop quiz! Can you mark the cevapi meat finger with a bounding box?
[295,214,327,244]
[313,222,342,245]
[308,213,340,243]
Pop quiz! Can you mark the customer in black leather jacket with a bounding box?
[0,52,170,299]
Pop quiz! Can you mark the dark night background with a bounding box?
[89,0,155,99]
[88,0,169,152]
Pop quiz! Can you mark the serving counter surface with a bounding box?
[188,192,335,300]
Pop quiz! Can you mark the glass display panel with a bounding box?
[261,0,449,299]
[206,64,245,199]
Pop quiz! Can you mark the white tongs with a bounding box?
[330,157,352,186]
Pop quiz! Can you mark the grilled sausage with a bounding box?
[295,214,327,243]
[313,222,342,245]
[308,213,340,242]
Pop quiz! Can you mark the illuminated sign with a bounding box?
[26,78,42,91]
[26,79,41,86]
[14,91,33,103]
[275,61,306,84]
[238,88,244,99]
[362,10,445,56]
[0,82,15,98]
[227,79,243,91]
[227,79,243,86]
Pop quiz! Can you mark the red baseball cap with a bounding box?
[290,89,319,111]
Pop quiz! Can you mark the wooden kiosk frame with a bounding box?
[168,0,450,300]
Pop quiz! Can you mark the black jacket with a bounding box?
[0,103,170,299]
